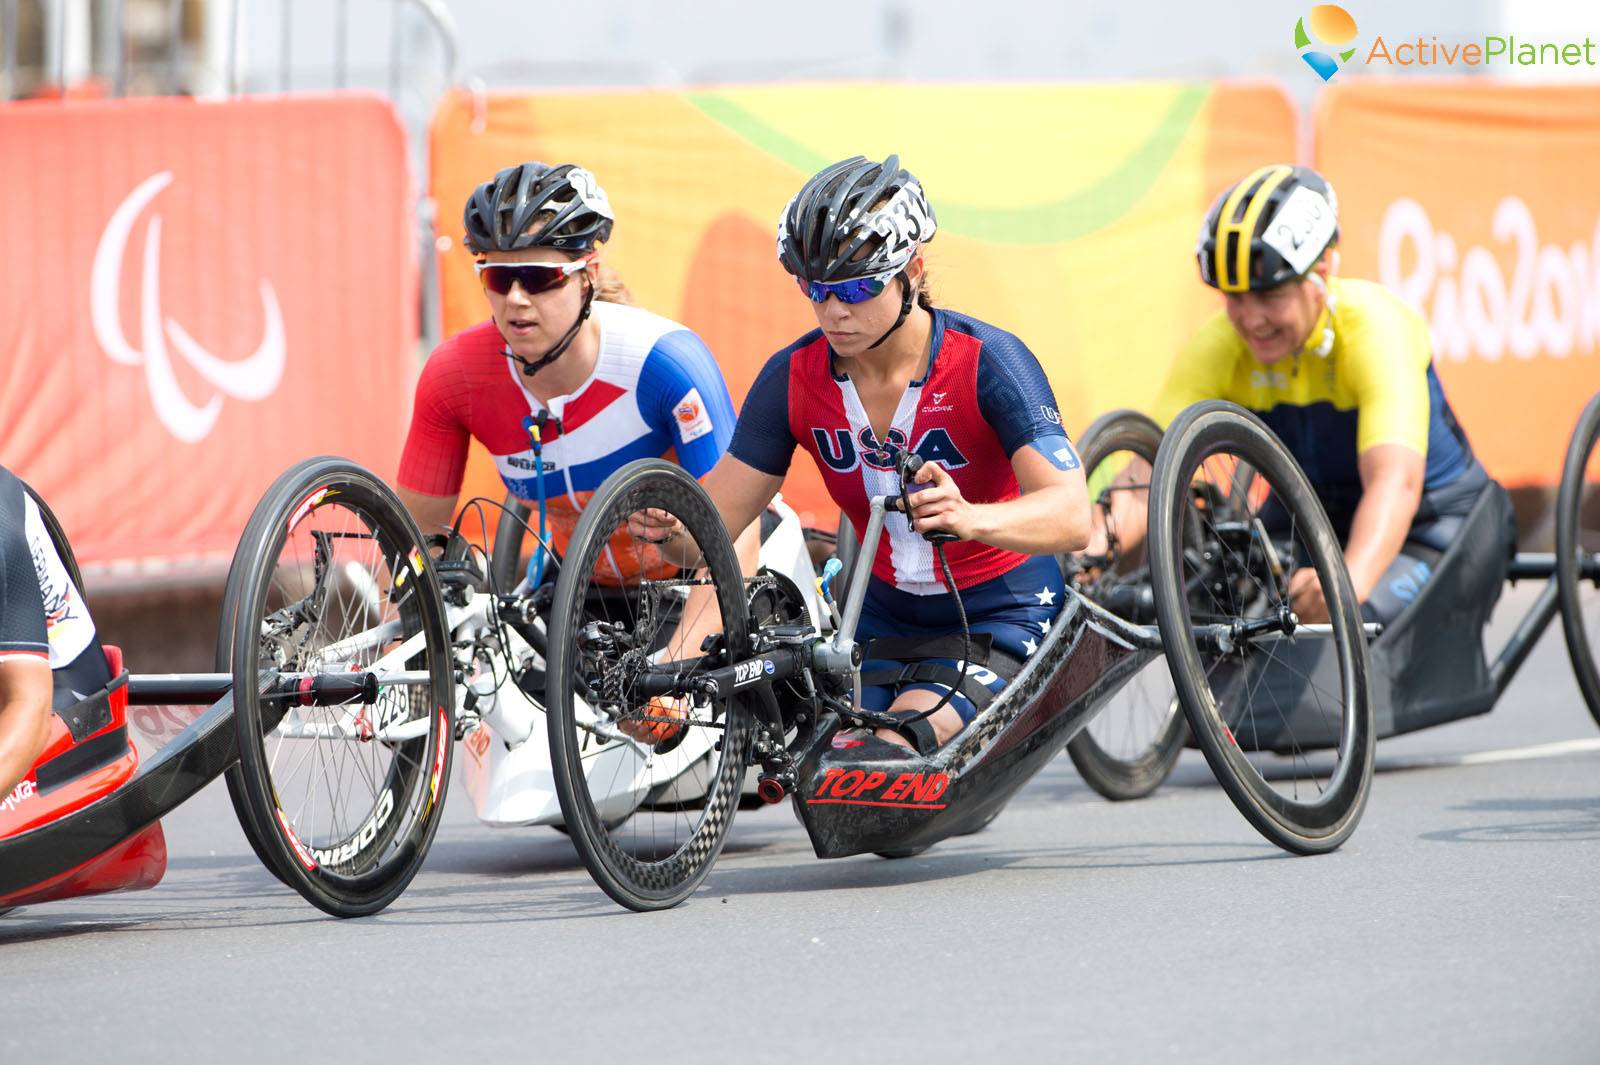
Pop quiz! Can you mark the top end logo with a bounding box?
[1295,5,1359,81]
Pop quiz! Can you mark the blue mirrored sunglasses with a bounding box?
[801,270,898,305]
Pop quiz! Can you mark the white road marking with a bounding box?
[1385,737,1600,771]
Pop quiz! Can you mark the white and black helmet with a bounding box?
[1197,164,1339,293]
[776,154,937,282]
[463,162,614,254]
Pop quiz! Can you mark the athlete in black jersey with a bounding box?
[0,466,110,799]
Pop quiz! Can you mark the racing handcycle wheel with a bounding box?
[1557,390,1600,727]
[1148,402,1374,854]
[1063,409,1190,801]
[546,459,753,911]
[227,458,455,917]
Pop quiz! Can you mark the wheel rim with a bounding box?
[238,473,451,900]
[549,466,750,905]
[1153,408,1370,844]
[1558,397,1600,718]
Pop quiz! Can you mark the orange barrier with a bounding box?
[0,94,417,574]
[427,81,1298,530]
[1317,80,1600,488]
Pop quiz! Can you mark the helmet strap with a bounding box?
[866,271,916,351]
[510,275,596,378]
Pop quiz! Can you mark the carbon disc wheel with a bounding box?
[229,457,455,917]
[1149,402,1373,854]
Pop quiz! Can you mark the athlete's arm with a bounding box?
[1346,442,1425,600]
[906,445,1089,554]
[396,350,472,536]
[0,470,53,798]
[631,454,784,569]
[0,658,50,800]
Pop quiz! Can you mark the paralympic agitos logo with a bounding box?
[91,172,286,444]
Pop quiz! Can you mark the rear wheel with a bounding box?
[1149,402,1373,854]
[546,460,753,911]
[1064,410,1189,800]
[1556,391,1600,728]
[229,458,455,917]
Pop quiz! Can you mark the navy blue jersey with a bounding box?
[730,308,1078,593]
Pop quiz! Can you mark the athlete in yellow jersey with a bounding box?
[1095,165,1491,625]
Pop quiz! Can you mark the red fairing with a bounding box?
[0,645,168,903]
[0,823,166,909]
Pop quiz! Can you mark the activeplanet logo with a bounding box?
[91,172,286,444]
[1295,5,1359,82]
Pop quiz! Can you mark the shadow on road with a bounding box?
[1419,795,1600,844]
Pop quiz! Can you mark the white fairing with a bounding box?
[464,502,827,828]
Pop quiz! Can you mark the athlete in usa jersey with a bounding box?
[636,156,1090,753]
[733,308,1071,595]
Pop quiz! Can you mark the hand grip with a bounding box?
[895,451,958,544]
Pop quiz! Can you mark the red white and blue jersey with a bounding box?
[399,300,736,571]
[729,308,1077,594]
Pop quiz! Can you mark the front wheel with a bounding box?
[1149,402,1373,855]
[1557,392,1600,728]
[546,459,753,911]
[229,457,456,918]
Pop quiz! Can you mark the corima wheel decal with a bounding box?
[427,707,449,813]
[276,808,319,870]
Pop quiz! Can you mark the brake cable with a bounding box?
[890,451,970,731]
[521,409,560,590]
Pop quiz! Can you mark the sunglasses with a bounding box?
[475,257,589,296]
[799,268,899,305]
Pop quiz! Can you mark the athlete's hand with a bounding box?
[626,507,683,545]
[905,461,975,541]
[1288,567,1330,624]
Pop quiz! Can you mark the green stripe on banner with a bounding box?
[687,86,1209,245]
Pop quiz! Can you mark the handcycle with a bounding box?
[1062,389,1600,802]
[0,454,831,919]
[541,400,1378,911]
[0,459,457,918]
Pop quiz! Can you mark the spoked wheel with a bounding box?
[1064,410,1189,800]
[546,459,753,911]
[1149,402,1373,854]
[1557,391,1600,727]
[228,457,455,917]
[217,501,292,888]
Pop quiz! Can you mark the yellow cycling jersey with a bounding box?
[1153,277,1475,501]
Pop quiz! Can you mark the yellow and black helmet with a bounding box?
[1197,165,1338,293]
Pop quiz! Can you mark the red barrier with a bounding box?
[0,94,417,575]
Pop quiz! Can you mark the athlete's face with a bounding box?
[1222,274,1325,365]
[803,256,923,359]
[477,248,594,362]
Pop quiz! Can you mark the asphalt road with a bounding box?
[3,582,1597,1064]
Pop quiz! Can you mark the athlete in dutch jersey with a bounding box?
[395,162,752,742]
[1088,165,1490,626]
[0,466,112,800]
[635,156,1090,752]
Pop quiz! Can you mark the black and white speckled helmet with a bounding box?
[776,154,937,282]
[463,162,614,254]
